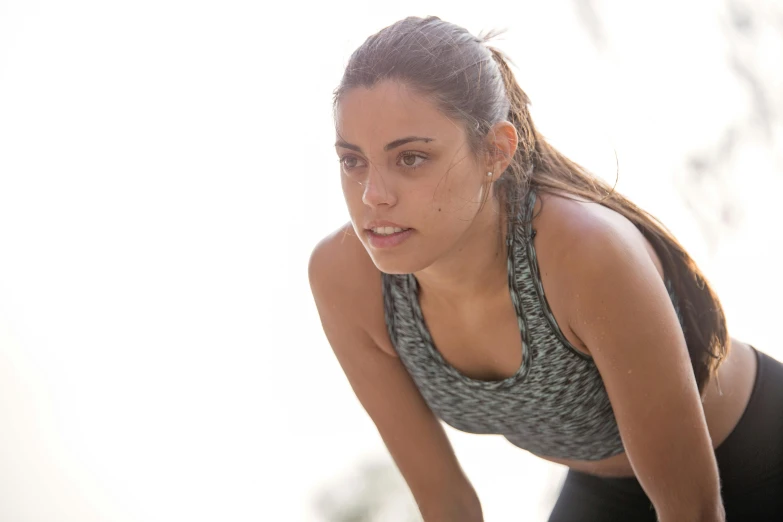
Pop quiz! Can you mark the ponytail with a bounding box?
[486,45,728,395]
[337,16,729,395]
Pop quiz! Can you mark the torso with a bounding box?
[543,336,757,477]
[345,190,758,478]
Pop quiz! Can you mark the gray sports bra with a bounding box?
[381,187,684,461]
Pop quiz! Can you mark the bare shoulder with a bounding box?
[529,190,668,355]
[308,222,396,355]
[309,225,479,509]
[533,190,666,279]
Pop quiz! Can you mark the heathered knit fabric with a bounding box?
[381,188,684,461]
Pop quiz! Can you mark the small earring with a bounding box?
[487,172,493,177]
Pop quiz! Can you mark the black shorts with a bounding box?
[548,346,783,522]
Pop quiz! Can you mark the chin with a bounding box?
[365,249,428,276]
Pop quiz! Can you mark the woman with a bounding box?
[308,16,782,521]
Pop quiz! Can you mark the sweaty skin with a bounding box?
[312,79,753,521]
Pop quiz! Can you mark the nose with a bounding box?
[361,165,396,208]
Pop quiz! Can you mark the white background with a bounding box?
[1,1,781,520]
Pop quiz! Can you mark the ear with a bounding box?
[484,121,518,181]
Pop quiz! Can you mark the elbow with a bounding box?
[698,503,726,522]
[693,489,726,522]
[656,500,725,522]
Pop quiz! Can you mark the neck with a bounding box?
[414,196,511,306]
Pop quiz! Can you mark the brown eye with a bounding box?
[340,156,362,169]
[399,153,426,169]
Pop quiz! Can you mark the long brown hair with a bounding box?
[334,16,728,395]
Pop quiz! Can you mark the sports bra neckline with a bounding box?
[403,187,540,389]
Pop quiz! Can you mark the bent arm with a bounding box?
[563,220,724,522]
[309,231,483,521]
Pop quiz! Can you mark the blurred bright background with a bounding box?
[0,0,781,520]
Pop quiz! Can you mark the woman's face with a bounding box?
[334,80,492,274]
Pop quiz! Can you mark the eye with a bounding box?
[339,155,366,171]
[399,152,427,169]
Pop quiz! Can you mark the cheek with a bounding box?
[339,169,482,228]
[406,180,482,245]
[433,169,483,214]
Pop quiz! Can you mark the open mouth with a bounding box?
[365,227,414,248]
[367,227,411,237]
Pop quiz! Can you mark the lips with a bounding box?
[365,227,414,249]
[365,220,410,231]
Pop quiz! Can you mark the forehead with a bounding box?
[335,80,464,146]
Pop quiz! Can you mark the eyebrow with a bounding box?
[334,136,435,153]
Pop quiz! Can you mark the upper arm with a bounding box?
[307,227,477,509]
[560,216,722,519]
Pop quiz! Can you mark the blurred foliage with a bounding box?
[680,0,783,248]
[312,459,422,522]
[575,0,783,250]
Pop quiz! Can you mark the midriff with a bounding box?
[535,337,758,477]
